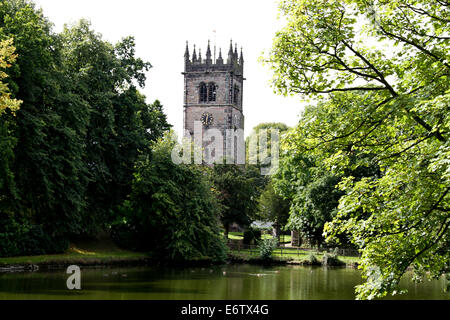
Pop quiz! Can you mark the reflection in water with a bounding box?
[0,264,447,300]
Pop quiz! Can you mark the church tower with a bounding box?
[183,40,245,163]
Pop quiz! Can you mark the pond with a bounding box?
[0,264,447,300]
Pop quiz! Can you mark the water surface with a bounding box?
[0,264,447,300]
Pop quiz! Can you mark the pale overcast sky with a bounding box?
[34,0,305,136]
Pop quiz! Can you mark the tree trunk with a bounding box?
[224,223,229,239]
[291,230,300,247]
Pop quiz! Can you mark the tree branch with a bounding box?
[341,40,398,96]
[380,187,450,236]
[377,24,450,69]
[401,3,450,23]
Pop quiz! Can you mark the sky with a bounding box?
[34,0,306,137]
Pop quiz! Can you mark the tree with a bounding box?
[0,1,170,256]
[246,122,289,161]
[210,164,265,238]
[0,38,21,211]
[0,0,91,239]
[258,180,290,225]
[245,123,290,240]
[0,38,21,116]
[273,109,380,247]
[257,180,290,241]
[266,0,449,299]
[59,20,170,233]
[111,132,226,262]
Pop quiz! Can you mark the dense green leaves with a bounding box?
[58,20,169,232]
[258,180,290,228]
[268,0,449,299]
[0,0,169,256]
[210,164,265,237]
[0,38,20,215]
[112,133,227,262]
[273,113,379,247]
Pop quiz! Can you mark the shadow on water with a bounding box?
[0,264,447,300]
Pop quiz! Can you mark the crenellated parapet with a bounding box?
[184,40,244,75]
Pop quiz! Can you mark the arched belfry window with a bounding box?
[199,82,207,102]
[233,84,240,104]
[208,82,216,102]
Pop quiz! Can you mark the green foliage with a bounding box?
[0,214,68,257]
[210,164,265,235]
[112,132,227,262]
[322,252,344,267]
[243,227,262,245]
[306,252,319,265]
[0,37,20,213]
[258,180,290,227]
[273,121,378,247]
[258,238,278,260]
[59,19,169,232]
[246,122,289,165]
[0,38,21,116]
[0,0,90,242]
[0,1,169,257]
[267,0,449,299]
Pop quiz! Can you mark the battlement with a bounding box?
[184,40,244,75]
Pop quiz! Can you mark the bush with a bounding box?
[0,216,69,257]
[243,227,262,245]
[305,252,320,265]
[322,252,345,266]
[258,238,278,260]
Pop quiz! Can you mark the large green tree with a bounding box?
[267,0,449,299]
[210,164,265,238]
[0,1,170,256]
[0,0,90,240]
[112,132,226,262]
[246,122,289,165]
[257,180,290,234]
[273,108,380,247]
[248,123,291,235]
[0,38,21,213]
[59,19,170,233]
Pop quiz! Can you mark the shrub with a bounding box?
[305,252,319,265]
[322,252,345,266]
[0,215,68,257]
[258,238,278,260]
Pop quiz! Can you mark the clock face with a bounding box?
[201,112,213,126]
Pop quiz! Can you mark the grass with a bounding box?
[264,234,292,243]
[219,231,244,240]
[228,231,244,240]
[230,247,360,265]
[0,238,149,267]
[224,231,292,243]
[0,233,360,268]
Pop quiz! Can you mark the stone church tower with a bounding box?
[183,40,245,163]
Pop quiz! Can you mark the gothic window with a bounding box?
[233,84,240,104]
[208,82,216,102]
[199,82,207,102]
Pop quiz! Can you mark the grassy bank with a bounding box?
[229,248,360,267]
[0,237,361,270]
[0,238,150,269]
[224,231,292,244]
